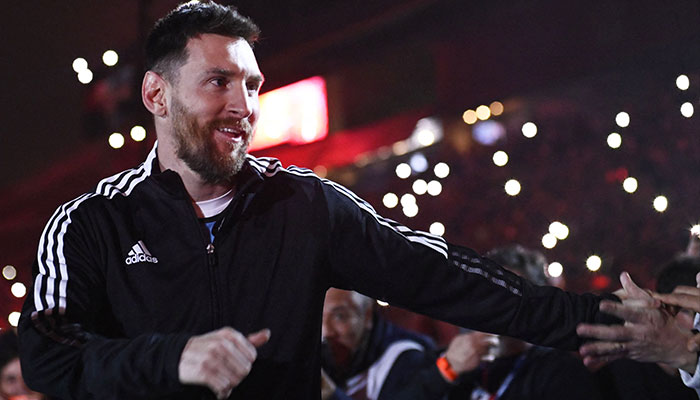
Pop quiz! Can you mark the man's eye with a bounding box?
[247,82,260,92]
[210,78,226,87]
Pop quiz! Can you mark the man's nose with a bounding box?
[225,84,254,119]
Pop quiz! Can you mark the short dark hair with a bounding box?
[145,0,260,80]
[656,256,700,294]
[486,244,548,286]
[0,329,18,371]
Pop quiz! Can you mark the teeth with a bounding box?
[219,127,235,133]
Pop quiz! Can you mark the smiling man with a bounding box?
[19,2,629,400]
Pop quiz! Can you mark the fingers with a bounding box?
[247,328,271,347]
[654,292,700,313]
[619,272,655,304]
[579,340,629,359]
[178,327,271,398]
[577,322,634,342]
[599,300,665,324]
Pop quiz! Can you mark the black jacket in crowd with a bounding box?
[19,145,616,399]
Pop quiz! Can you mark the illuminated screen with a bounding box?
[250,76,328,151]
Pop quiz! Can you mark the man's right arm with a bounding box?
[18,204,268,399]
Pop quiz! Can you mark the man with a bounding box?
[442,245,602,400]
[321,289,441,400]
[19,2,623,399]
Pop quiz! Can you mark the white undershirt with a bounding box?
[195,189,234,218]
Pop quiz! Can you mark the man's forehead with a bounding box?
[184,34,260,71]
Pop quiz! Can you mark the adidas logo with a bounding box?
[125,240,159,265]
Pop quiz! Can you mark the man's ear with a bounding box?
[142,71,168,117]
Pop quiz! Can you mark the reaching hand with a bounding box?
[445,332,495,375]
[178,327,271,399]
[577,272,697,373]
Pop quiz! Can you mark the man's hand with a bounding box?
[445,332,495,375]
[654,271,700,352]
[178,327,271,399]
[577,272,697,373]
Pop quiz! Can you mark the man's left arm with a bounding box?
[321,183,617,351]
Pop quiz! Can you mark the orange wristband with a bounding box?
[436,355,457,382]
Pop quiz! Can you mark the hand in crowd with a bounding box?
[577,272,698,373]
[445,331,495,375]
[178,327,270,399]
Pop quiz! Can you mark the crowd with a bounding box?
[10,1,700,399]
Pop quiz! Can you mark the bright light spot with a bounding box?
[77,69,93,84]
[549,221,569,240]
[416,129,436,146]
[463,109,478,125]
[253,76,328,150]
[434,162,450,178]
[429,222,445,236]
[505,179,521,196]
[412,179,428,195]
[403,203,419,218]
[586,255,602,271]
[490,101,504,116]
[607,133,622,149]
[376,300,389,307]
[542,233,557,249]
[522,122,537,138]
[396,163,412,179]
[383,193,399,209]
[2,265,16,280]
[622,177,638,193]
[427,180,442,196]
[102,50,119,66]
[108,132,125,149]
[691,224,700,237]
[493,150,509,167]
[130,126,147,142]
[8,312,20,327]
[548,262,563,278]
[653,195,668,212]
[11,282,26,298]
[681,102,694,118]
[476,105,491,120]
[616,112,630,128]
[676,74,690,90]
[400,193,417,207]
[72,57,88,73]
[409,153,429,173]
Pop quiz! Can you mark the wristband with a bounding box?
[436,355,458,382]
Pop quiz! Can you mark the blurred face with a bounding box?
[0,357,43,399]
[167,34,263,184]
[322,289,372,369]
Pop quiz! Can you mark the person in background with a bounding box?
[593,256,700,400]
[442,245,603,400]
[321,288,444,400]
[0,330,44,400]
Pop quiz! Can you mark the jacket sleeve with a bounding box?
[18,200,192,399]
[322,183,617,351]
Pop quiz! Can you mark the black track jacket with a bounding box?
[19,145,615,399]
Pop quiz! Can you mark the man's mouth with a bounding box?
[216,126,247,142]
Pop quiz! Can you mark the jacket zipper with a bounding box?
[206,242,223,328]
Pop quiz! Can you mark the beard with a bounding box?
[170,98,253,185]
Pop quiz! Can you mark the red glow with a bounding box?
[591,275,611,290]
[250,76,328,151]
